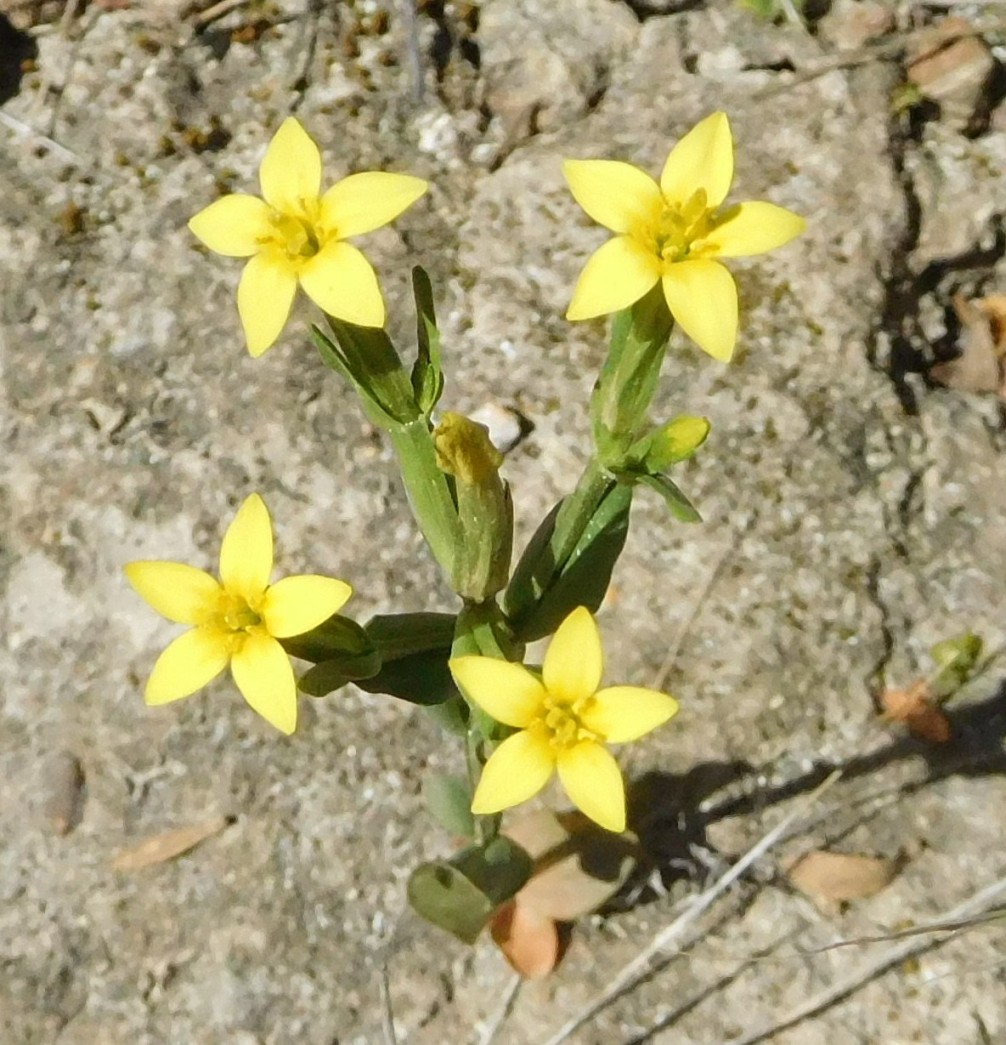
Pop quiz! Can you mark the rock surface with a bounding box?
[2,0,1006,1042]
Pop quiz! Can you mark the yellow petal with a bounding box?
[471,730,556,814]
[320,172,428,239]
[231,633,298,734]
[237,252,299,357]
[145,627,230,706]
[566,235,661,321]
[562,159,663,235]
[583,686,679,743]
[661,259,738,362]
[556,741,626,833]
[124,562,221,624]
[449,657,547,728]
[660,112,734,209]
[260,575,353,638]
[259,117,322,214]
[542,606,603,703]
[219,493,273,602]
[704,201,806,258]
[187,194,273,257]
[298,241,385,327]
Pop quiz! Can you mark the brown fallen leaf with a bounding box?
[880,680,952,744]
[110,815,232,872]
[489,899,562,980]
[490,811,639,977]
[788,850,901,902]
[930,294,1006,397]
[44,750,85,836]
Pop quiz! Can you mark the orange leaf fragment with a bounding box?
[880,681,952,744]
[788,850,901,902]
[489,899,562,979]
[110,815,232,872]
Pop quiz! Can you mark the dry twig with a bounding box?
[541,771,843,1045]
[725,872,1006,1045]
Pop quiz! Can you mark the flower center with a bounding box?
[212,592,264,650]
[644,188,715,265]
[261,198,333,265]
[532,693,601,752]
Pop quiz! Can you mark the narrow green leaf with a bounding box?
[637,473,702,523]
[280,614,374,663]
[423,773,476,839]
[509,483,633,642]
[411,266,445,414]
[366,612,456,659]
[356,647,457,705]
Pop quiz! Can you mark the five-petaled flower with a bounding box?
[449,606,679,833]
[125,494,352,735]
[564,111,805,362]
[188,117,427,357]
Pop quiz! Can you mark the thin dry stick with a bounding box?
[476,973,522,1045]
[191,0,255,29]
[541,770,843,1045]
[725,872,1006,1045]
[380,960,397,1045]
[0,109,80,163]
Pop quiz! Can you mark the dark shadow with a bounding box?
[613,681,1006,910]
[0,13,37,105]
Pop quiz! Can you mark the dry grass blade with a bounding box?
[725,873,1006,1045]
[110,815,231,871]
[541,771,843,1045]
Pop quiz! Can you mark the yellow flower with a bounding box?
[188,117,427,357]
[449,606,679,832]
[124,494,352,735]
[564,111,805,361]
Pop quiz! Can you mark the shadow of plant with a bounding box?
[613,680,1006,910]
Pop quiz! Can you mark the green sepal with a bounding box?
[311,325,401,429]
[636,473,702,523]
[407,836,533,943]
[590,284,674,468]
[506,482,633,642]
[631,415,711,472]
[423,773,476,839]
[315,319,420,426]
[411,266,445,415]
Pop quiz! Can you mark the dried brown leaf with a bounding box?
[503,810,639,922]
[110,815,231,872]
[930,294,1006,396]
[880,681,952,744]
[489,899,561,979]
[788,850,900,902]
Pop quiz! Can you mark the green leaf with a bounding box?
[300,656,376,698]
[366,612,456,659]
[423,773,476,839]
[357,648,457,705]
[408,837,533,943]
[411,266,445,415]
[311,325,400,428]
[508,483,633,642]
[930,633,984,696]
[424,695,470,736]
[637,473,702,523]
[280,614,375,663]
